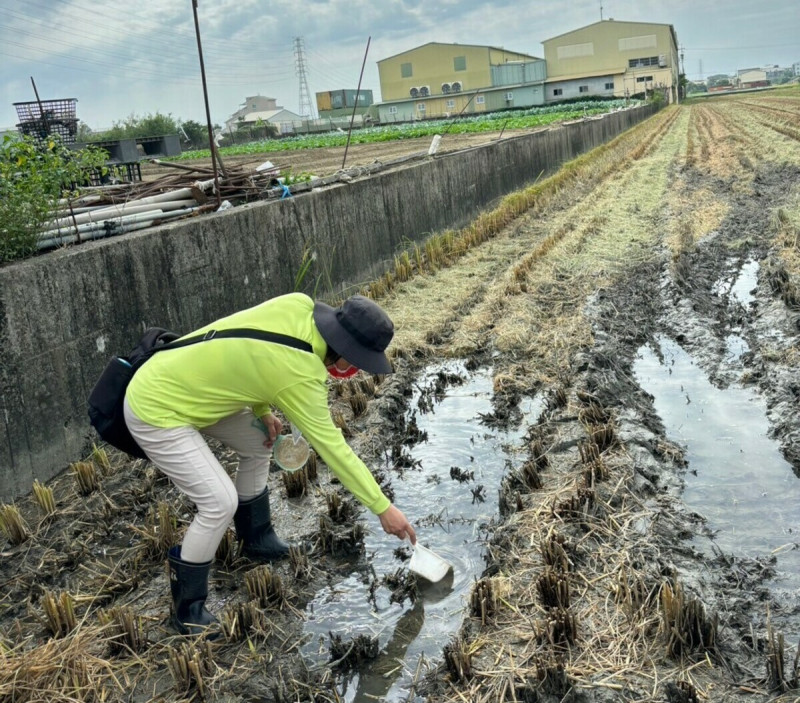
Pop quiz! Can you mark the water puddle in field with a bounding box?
[712,258,759,307]
[301,361,542,702]
[731,259,759,306]
[719,260,758,364]
[634,335,800,637]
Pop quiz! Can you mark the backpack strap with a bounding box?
[156,328,313,354]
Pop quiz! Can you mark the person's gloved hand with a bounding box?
[378,504,417,544]
[259,413,283,447]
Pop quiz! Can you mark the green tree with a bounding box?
[707,74,731,88]
[75,121,94,142]
[0,135,108,263]
[180,119,209,149]
[89,112,181,141]
[678,73,688,99]
[686,81,708,94]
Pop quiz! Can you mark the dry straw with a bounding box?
[281,467,309,497]
[41,589,78,638]
[70,461,99,495]
[659,580,717,658]
[0,624,123,701]
[97,605,144,654]
[32,479,56,516]
[220,600,271,642]
[167,640,216,697]
[135,501,178,559]
[0,502,29,545]
[215,528,237,567]
[91,443,112,475]
[244,565,286,609]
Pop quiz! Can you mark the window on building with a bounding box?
[454,56,467,71]
[475,95,485,104]
[417,103,426,112]
[553,88,563,96]
[401,62,412,78]
[605,82,614,90]
[388,106,398,114]
[579,85,589,93]
[628,56,659,68]
[446,99,455,109]
[636,75,654,83]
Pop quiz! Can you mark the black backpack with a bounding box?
[87,327,312,459]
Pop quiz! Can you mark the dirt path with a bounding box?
[2,94,800,702]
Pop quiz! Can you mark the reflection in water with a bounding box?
[711,258,759,307]
[302,362,542,702]
[730,259,759,307]
[340,581,455,702]
[634,335,800,637]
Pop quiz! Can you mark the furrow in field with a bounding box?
[381,109,681,371]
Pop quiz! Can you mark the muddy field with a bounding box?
[139,129,533,182]
[2,89,800,703]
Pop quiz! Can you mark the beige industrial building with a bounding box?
[542,20,680,103]
[375,42,546,122]
[737,68,769,88]
[371,20,680,122]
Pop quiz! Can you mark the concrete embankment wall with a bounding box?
[0,104,658,501]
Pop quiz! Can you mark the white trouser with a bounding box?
[123,398,272,563]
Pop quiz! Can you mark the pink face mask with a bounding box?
[327,363,359,379]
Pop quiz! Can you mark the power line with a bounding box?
[20,0,296,58]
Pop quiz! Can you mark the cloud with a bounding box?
[1,0,798,128]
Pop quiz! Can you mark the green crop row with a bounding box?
[173,100,641,161]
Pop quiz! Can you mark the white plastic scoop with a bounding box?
[408,543,453,583]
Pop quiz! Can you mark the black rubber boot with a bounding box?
[167,546,218,637]
[234,487,290,561]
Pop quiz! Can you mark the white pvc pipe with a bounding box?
[40,209,169,238]
[37,207,200,250]
[47,199,197,229]
[50,180,213,228]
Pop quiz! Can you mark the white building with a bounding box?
[224,96,303,135]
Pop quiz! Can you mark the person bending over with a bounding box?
[124,293,416,635]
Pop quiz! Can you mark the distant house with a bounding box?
[737,68,768,89]
[224,96,303,135]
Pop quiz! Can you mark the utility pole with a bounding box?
[293,37,315,121]
[191,0,221,208]
[600,1,604,20]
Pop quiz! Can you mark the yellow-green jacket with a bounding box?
[126,293,390,515]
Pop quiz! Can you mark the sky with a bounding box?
[1,0,798,131]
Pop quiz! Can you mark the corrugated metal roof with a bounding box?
[542,19,677,46]
[240,109,303,122]
[378,42,541,64]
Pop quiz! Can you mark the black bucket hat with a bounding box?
[313,295,394,374]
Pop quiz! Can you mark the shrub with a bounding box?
[0,135,108,264]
